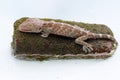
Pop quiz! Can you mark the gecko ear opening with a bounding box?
[39,27,41,30]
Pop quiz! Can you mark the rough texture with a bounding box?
[12,17,117,60]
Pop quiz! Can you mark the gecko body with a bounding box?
[18,18,116,53]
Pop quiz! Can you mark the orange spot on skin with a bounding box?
[52,24,61,33]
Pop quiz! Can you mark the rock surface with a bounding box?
[12,17,117,60]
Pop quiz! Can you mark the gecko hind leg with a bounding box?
[75,36,94,53]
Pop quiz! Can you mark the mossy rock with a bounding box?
[12,17,117,60]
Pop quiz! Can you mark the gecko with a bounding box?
[18,18,116,53]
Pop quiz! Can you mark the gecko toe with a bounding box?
[83,45,94,53]
[83,46,88,53]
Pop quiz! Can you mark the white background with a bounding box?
[0,0,120,80]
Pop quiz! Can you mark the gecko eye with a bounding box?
[28,24,33,27]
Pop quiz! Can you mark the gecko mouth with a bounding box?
[19,28,32,32]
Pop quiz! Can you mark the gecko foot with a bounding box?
[83,44,94,53]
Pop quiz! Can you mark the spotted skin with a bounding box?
[18,18,116,53]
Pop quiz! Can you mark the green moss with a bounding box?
[12,17,116,60]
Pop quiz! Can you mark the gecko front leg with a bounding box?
[41,31,50,37]
[75,36,94,53]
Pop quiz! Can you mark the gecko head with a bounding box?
[18,18,44,33]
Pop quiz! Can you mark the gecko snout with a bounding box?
[17,24,33,32]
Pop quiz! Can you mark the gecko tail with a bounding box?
[88,33,117,43]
